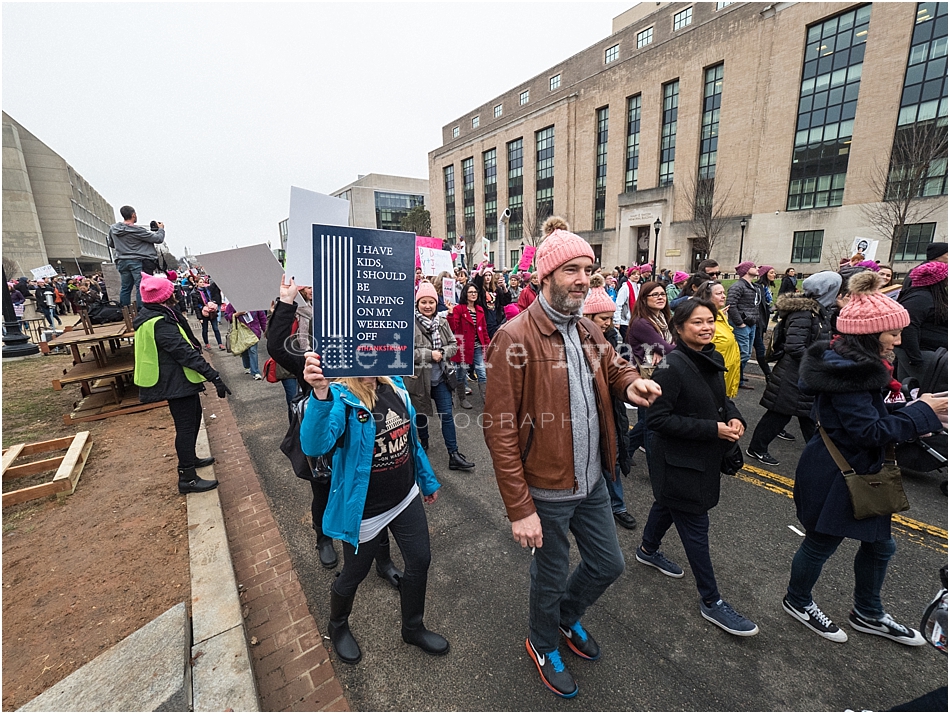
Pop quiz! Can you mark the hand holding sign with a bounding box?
[303,352,330,399]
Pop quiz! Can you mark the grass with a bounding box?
[2,353,76,449]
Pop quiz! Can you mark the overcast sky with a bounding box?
[3,2,633,258]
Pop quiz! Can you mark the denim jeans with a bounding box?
[201,317,223,346]
[732,324,754,383]
[603,465,629,514]
[786,530,896,620]
[414,380,458,454]
[456,343,487,384]
[116,258,144,308]
[641,501,720,604]
[529,478,625,653]
[241,342,260,376]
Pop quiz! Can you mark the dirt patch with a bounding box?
[2,354,191,711]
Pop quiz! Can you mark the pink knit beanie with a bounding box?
[503,304,521,321]
[415,280,438,304]
[837,272,910,335]
[908,260,948,287]
[856,260,880,272]
[672,271,690,284]
[139,272,174,304]
[735,261,755,277]
[535,217,595,281]
[758,265,774,276]
[583,275,616,316]
[639,263,653,275]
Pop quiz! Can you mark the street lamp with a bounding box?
[56,260,62,275]
[652,218,662,269]
[738,218,748,263]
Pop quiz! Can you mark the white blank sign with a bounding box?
[195,244,285,312]
[285,186,350,288]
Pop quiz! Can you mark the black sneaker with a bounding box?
[613,511,638,530]
[559,620,601,661]
[635,547,684,578]
[782,597,847,642]
[848,610,925,646]
[776,430,796,441]
[700,598,759,636]
[525,639,577,698]
[746,448,780,466]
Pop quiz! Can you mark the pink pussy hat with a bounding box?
[139,272,174,304]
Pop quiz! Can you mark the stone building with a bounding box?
[331,174,429,231]
[427,2,948,274]
[3,111,115,277]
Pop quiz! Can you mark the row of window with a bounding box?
[791,223,936,263]
[455,78,563,136]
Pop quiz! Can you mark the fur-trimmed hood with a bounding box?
[799,341,891,395]
[775,293,822,316]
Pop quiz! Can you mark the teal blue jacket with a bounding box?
[299,377,440,550]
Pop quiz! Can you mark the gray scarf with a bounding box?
[415,310,442,352]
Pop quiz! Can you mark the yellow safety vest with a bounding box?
[134,316,205,387]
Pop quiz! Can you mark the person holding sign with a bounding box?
[408,282,475,471]
[300,354,449,665]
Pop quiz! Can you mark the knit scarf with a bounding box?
[415,311,442,352]
[651,312,673,343]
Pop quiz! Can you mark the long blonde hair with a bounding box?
[336,377,395,410]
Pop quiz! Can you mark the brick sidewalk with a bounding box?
[202,392,348,712]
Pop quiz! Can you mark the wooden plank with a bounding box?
[2,479,71,508]
[1,444,26,475]
[63,400,166,425]
[3,456,65,480]
[16,436,76,456]
[53,433,92,496]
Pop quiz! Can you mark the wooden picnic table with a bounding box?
[47,322,133,367]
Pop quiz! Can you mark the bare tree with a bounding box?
[680,173,734,261]
[863,120,948,262]
[3,255,22,278]
[823,234,855,271]
[520,200,553,248]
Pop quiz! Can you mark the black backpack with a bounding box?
[88,300,124,325]
[279,388,347,484]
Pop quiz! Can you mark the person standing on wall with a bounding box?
[108,205,165,308]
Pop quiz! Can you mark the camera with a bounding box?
[150,220,160,231]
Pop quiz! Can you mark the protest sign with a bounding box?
[312,224,415,378]
[285,186,350,288]
[442,278,456,305]
[518,245,537,271]
[195,244,285,311]
[851,237,879,262]
[414,236,443,268]
[481,238,491,263]
[418,247,454,276]
[30,265,58,279]
[100,262,121,301]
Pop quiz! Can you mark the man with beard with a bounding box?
[483,216,661,698]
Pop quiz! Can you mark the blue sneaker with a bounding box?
[559,620,601,660]
[700,598,759,637]
[525,639,578,698]
[635,547,685,578]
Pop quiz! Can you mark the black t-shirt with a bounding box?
[364,382,415,518]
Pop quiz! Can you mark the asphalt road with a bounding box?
[214,333,948,712]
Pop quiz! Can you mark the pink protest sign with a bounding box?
[518,245,537,271]
[415,237,443,268]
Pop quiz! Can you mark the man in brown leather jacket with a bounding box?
[483,217,660,699]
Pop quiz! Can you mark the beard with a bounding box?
[547,278,586,314]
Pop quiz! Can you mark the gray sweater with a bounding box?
[108,222,165,261]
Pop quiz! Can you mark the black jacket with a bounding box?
[778,275,798,295]
[267,300,308,390]
[132,304,218,403]
[646,344,744,514]
[897,286,947,364]
[759,294,832,418]
[190,286,217,316]
[606,326,631,476]
[726,278,760,327]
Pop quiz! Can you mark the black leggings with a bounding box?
[749,410,816,454]
[333,495,430,598]
[167,393,202,470]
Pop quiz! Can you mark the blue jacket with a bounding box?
[299,377,440,550]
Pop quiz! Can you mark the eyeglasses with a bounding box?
[646,291,666,299]
[706,271,721,277]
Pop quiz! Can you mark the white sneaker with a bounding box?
[253,373,263,381]
[244,368,251,374]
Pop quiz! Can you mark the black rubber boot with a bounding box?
[756,353,772,381]
[194,456,215,468]
[316,534,338,569]
[328,588,362,664]
[177,468,218,494]
[456,381,473,409]
[448,451,475,470]
[374,536,403,588]
[400,576,449,655]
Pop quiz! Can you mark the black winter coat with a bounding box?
[726,278,760,327]
[132,304,218,403]
[606,327,631,475]
[759,294,831,417]
[778,275,798,295]
[896,285,947,364]
[646,344,744,514]
[267,300,308,390]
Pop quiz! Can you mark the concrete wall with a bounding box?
[2,121,47,276]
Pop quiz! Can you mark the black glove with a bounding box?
[212,377,231,399]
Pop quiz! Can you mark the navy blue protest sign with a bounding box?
[312,224,415,377]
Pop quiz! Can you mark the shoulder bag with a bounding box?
[817,425,909,520]
[230,319,259,355]
[279,389,347,484]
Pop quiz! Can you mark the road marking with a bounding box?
[734,465,948,554]
[788,525,805,536]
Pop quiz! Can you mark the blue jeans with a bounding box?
[241,343,260,376]
[786,531,896,620]
[116,258,144,308]
[456,343,487,384]
[529,478,625,653]
[603,465,629,514]
[201,317,223,346]
[732,324,754,383]
[641,502,720,604]
[415,380,458,453]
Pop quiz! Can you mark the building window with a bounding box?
[791,230,824,263]
[895,222,937,261]
[510,249,521,268]
[472,116,480,128]
[494,104,503,118]
[660,80,679,186]
[788,4,871,210]
[674,7,692,30]
[484,148,498,241]
[625,95,641,192]
[375,192,425,232]
[444,165,456,241]
[716,2,734,9]
[507,139,524,241]
[536,126,555,227]
[637,27,653,48]
[550,74,561,91]
[452,126,459,139]
[699,64,724,180]
[605,44,619,64]
[594,108,609,231]
[520,89,530,105]
[462,157,475,238]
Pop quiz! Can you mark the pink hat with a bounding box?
[415,280,438,304]
[583,287,616,316]
[139,272,174,304]
[855,260,880,272]
[672,271,690,284]
[837,272,910,335]
[503,304,521,321]
[536,227,595,281]
[638,263,653,274]
[909,260,948,287]
[735,261,756,277]
[626,266,640,277]
[758,265,774,276]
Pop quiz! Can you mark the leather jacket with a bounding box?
[483,297,642,522]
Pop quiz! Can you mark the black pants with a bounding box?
[641,501,720,604]
[749,410,816,454]
[310,479,331,540]
[333,495,430,599]
[167,394,202,470]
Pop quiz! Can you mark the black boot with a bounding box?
[316,534,338,569]
[400,576,449,655]
[177,468,218,494]
[195,456,215,468]
[448,451,475,470]
[375,537,403,588]
[328,588,362,664]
